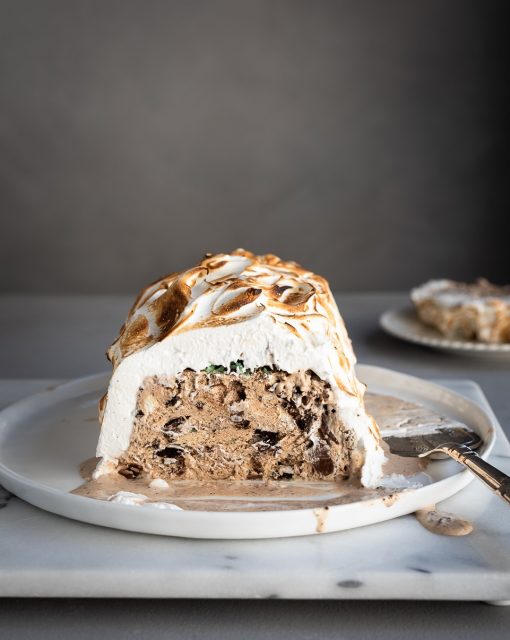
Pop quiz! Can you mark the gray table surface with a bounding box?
[0,292,509,638]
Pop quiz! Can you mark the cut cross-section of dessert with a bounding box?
[95,250,385,487]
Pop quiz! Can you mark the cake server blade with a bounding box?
[384,426,510,505]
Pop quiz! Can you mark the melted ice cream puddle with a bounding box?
[73,392,469,528]
[415,506,473,536]
[314,506,330,533]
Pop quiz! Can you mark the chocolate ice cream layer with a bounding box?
[116,368,359,482]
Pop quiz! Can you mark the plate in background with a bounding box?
[380,306,510,358]
[0,366,496,539]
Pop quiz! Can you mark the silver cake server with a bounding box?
[384,426,510,505]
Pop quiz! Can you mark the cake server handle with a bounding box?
[438,443,510,505]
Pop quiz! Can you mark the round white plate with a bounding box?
[0,366,496,539]
[380,307,510,358]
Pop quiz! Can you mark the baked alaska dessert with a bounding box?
[94,250,385,487]
[412,279,510,344]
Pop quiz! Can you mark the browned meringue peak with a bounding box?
[107,249,358,394]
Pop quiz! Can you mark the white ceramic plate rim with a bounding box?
[380,306,510,354]
[0,366,497,539]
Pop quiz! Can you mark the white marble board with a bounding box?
[0,378,509,602]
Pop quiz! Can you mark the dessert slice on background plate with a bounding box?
[95,249,385,487]
[380,278,510,357]
[411,278,510,344]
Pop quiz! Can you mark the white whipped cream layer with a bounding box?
[96,313,385,487]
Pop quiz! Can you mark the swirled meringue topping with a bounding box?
[108,249,363,395]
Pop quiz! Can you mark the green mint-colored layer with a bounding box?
[203,360,273,375]
[203,364,228,374]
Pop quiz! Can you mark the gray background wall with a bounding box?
[0,0,508,294]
